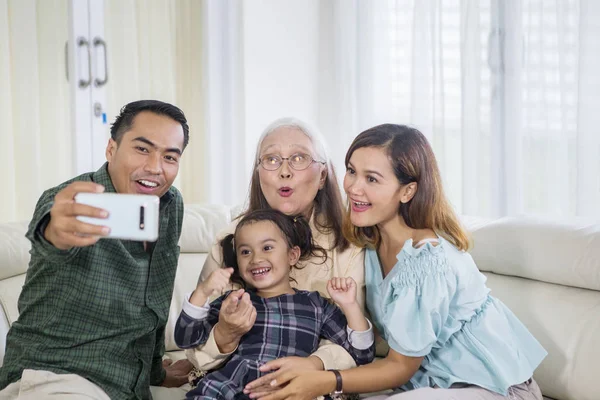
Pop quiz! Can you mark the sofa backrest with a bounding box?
[0,220,30,365]
[0,209,599,400]
[467,216,600,400]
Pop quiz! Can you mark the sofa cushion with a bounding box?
[0,274,26,367]
[484,272,600,400]
[0,221,29,280]
[164,253,208,352]
[179,204,232,253]
[471,217,600,292]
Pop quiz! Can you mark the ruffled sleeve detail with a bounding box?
[382,242,456,357]
[391,242,448,292]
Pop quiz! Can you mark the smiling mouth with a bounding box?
[250,267,271,276]
[136,179,159,188]
[351,200,372,212]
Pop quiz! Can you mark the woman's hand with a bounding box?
[245,369,335,400]
[243,356,324,398]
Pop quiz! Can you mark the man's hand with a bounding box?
[242,356,324,397]
[160,359,194,388]
[214,289,257,353]
[43,182,109,250]
[189,268,234,306]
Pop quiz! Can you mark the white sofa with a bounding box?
[1,205,599,400]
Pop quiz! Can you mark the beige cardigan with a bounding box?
[188,217,366,371]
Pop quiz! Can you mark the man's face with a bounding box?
[106,111,185,197]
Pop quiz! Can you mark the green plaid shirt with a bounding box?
[0,164,184,399]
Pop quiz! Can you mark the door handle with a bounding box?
[93,37,108,87]
[77,37,92,88]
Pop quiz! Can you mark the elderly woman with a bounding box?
[183,118,366,384]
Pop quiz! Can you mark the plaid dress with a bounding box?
[175,290,375,400]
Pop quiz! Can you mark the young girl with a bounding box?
[174,209,375,400]
[245,124,547,400]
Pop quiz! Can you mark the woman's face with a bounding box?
[258,127,326,217]
[343,146,404,228]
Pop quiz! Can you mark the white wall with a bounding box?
[242,0,322,180]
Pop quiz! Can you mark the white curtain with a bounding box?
[0,0,210,223]
[105,0,247,207]
[515,0,600,217]
[3,0,599,222]
[104,0,207,205]
[321,0,600,219]
[1,0,246,223]
[0,0,72,223]
[200,0,246,206]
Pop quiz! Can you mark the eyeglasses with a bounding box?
[258,153,326,171]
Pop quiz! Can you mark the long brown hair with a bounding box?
[342,124,470,251]
[245,118,349,251]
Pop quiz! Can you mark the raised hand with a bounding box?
[326,277,358,308]
[43,182,109,250]
[214,289,257,353]
[189,267,234,306]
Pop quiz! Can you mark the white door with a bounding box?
[68,0,108,174]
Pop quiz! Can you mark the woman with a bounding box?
[188,118,366,383]
[245,124,547,400]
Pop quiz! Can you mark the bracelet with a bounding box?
[328,369,343,394]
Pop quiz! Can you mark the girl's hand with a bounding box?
[214,289,257,353]
[189,267,233,306]
[326,277,358,308]
[200,267,234,297]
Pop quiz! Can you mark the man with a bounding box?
[0,100,192,399]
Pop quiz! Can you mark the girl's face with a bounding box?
[343,146,408,228]
[257,127,326,218]
[235,220,300,297]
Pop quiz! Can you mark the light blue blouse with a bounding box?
[365,237,547,395]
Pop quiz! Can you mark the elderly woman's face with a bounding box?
[257,127,326,217]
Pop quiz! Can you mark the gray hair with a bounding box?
[254,117,333,176]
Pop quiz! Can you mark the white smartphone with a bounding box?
[74,193,160,241]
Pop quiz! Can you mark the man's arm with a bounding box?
[150,325,167,386]
[26,182,110,263]
[150,325,192,388]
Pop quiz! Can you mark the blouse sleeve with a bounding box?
[382,249,455,357]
